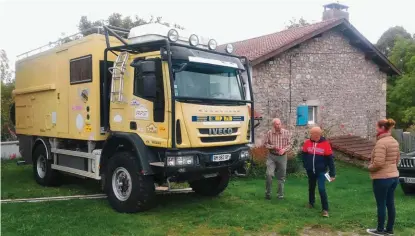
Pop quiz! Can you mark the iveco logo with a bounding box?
[208,128,233,135]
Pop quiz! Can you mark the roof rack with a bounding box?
[16,26,129,61]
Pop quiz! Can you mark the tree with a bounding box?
[388,74,415,126]
[376,26,412,57]
[1,49,12,83]
[1,49,16,141]
[387,37,415,128]
[389,37,415,73]
[285,17,309,29]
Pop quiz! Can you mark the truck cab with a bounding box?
[12,24,255,212]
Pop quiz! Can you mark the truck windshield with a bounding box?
[173,62,244,100]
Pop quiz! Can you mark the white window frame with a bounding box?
[308,106,317,125]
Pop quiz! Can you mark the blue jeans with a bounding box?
[373,177,398,232]
[307,171,328,211]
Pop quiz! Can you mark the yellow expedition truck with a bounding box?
[11,24,255,212]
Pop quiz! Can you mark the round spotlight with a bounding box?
[167,29,179,42]
[208,39,217,50]
[226,43,234,53]
[189,34,199,46]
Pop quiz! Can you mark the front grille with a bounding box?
[400,158,415,168]
[198,128,238,135]
[200,136,237,143]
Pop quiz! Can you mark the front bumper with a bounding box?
[399,177,415,186]
[398,168,415,185]
[163,144,249,175]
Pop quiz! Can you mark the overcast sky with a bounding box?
[1,0,413,67]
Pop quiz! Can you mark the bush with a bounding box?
[286,152,303,174]
[246,147,267,177]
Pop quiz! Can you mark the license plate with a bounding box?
[212,154,231,162]
[404,177,415,184]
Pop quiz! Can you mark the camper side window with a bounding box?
[70,55,92,84]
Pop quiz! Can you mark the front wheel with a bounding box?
[401,183,415,195]
[32,144,60,186]
[189,172,230,196]
[106,152,156,213]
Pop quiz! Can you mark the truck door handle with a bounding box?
[130,122,137,130]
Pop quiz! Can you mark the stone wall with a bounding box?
[252,29,387,145]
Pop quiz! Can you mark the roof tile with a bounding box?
[219,19,341,62]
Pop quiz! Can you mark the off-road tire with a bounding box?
[189,172,230,196]
[32,144,60,186]
[106,152,156,213]
[401,183,415,195]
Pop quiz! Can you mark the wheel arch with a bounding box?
[32,137,51,161]
[100,132,157,176]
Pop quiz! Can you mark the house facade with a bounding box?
[221,3,399,143]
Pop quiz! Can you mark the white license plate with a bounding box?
[404,177,415,184]
[212,154,231,162]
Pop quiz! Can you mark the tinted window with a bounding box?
[70,55,92,84]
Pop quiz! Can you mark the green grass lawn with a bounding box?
[1,160,414,236]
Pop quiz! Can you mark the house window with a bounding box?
[70,55,92,84]
[308,106,317,124]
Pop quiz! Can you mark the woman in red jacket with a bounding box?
[302,127,336,217]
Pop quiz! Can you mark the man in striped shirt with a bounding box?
[263,118,293,200]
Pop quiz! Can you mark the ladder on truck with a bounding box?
[109,51,129,102]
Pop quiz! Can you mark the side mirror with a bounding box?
[131,60,157,73]
[131,60,157,99]
[240,74,248,85]
[142,75,156,98]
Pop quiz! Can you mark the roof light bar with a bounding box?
[208,39,217,50]
[226,44,234,53]
[189,34,199,46]
[167,29,179,42]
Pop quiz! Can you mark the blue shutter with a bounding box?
[296,105,308,126]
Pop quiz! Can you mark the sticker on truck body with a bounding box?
[192,116,244,122]
[113,115,122,123]
[76,114,84,131]
[135,107,149,120]
[130,99,140,106]
[146,124,157,133]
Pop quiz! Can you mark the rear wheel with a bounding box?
[106,152,156,213]
[32,144,60,186]
[189,172,230,196]
[401,183,415,195]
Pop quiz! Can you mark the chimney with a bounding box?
[323,2,349,21]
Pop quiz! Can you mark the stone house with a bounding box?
[221,3,400,143]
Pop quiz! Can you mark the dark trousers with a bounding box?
[307,171,329,211]
[373,177,398,232]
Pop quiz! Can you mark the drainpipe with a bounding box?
[288,53,299,125]
[288,54,293,124]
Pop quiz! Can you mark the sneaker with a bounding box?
[265,195,271,200]
[384,231,394,236]
[306,203,314,209]
[321,210,329,217]
[277,195,284,200]
[366,229,386,235]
